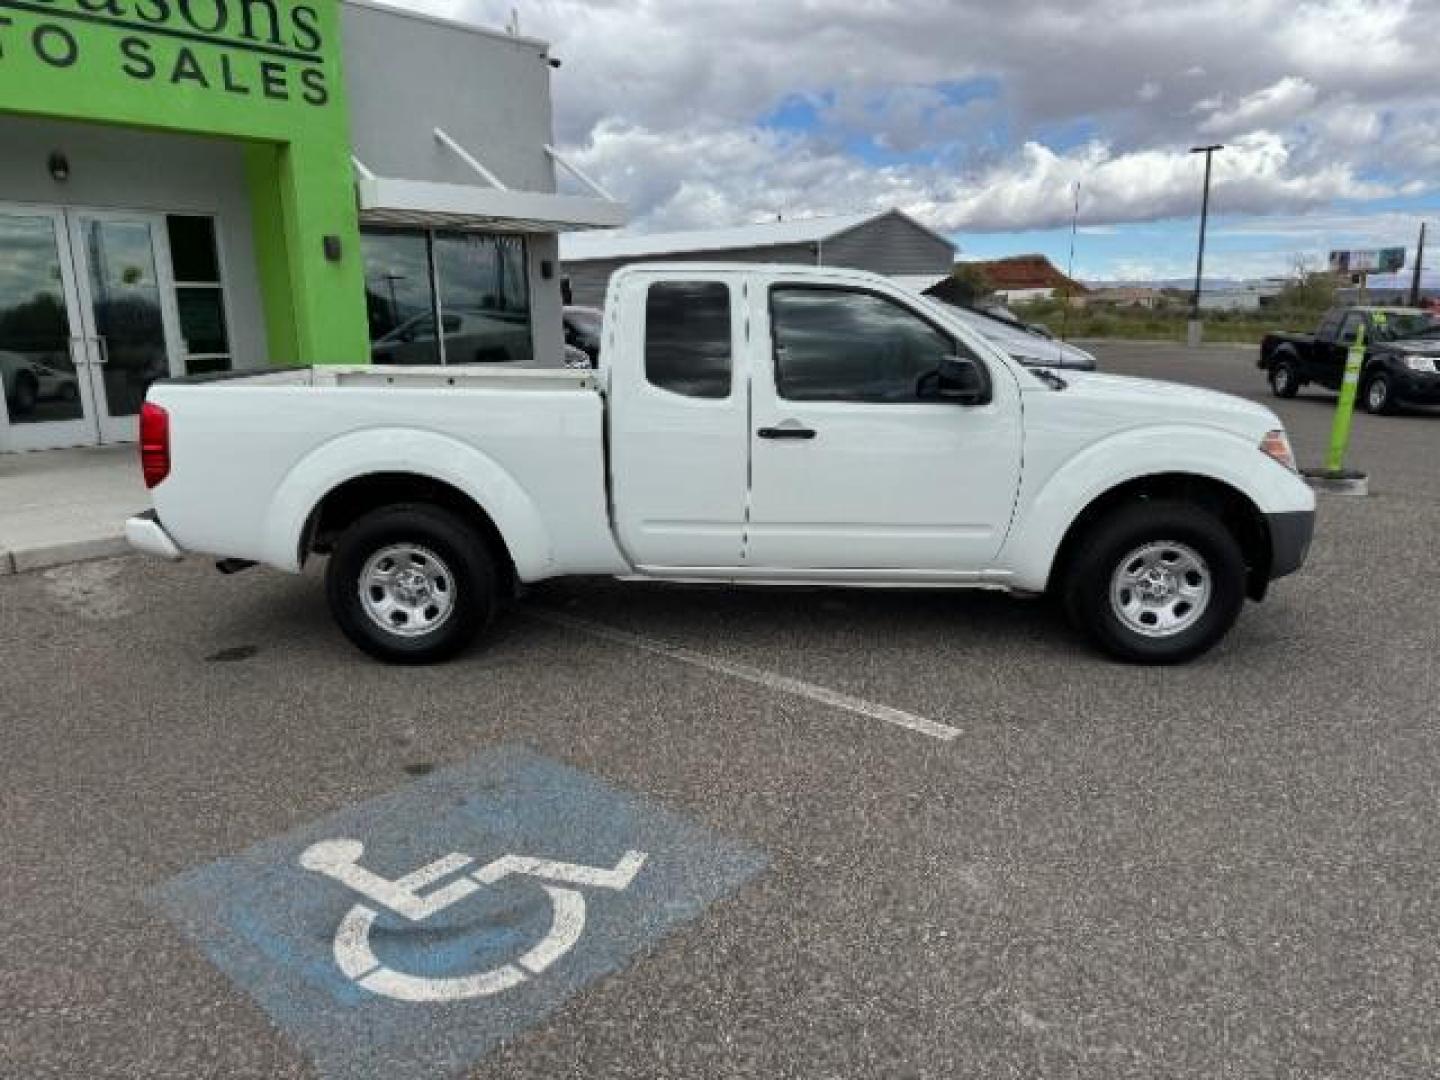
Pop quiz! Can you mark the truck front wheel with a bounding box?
[326,503,495,664]
[1061,500,1246,664]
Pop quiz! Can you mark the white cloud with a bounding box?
[1196,76,1319,137]
[401,0,1439,241]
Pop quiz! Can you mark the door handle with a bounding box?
[757,425,816,440]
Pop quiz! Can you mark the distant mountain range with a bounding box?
[1082,278,1251,290]
[1086,270,1440,291]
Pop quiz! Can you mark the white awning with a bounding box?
[356,177,627,233]
[354,132,627,233]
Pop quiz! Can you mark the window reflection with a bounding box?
[0,214,81,425]
[645,282,731,398]
[771,288,961,403]
[364,230,438,365]
[361,228,533,366]
[84,219,166,418]
[434,234,531,365]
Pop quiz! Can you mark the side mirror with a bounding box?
[932,354,988,404]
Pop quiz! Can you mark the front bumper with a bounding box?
[1394,373,1440,405]
[125,510,183,561]
[1266,509,1316,581]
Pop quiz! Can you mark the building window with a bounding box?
[166,215,232,375]
[362,228,531,366]
[363,229,438,365]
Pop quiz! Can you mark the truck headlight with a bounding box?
[1260,429,1297,472]
[1402,355,1439,373]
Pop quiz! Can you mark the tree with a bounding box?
[939,263,995,306]
[1277,253,1337,311]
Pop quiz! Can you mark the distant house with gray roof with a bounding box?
[559,208,956,306]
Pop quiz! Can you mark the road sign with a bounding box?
[1328,247,1406,275]
[153,747,766,1080]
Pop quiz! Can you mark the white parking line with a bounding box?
[530,610,960,742]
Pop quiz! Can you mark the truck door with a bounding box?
[1305,309,1342,384]
[746,282,1023,572]
[608,274,749,569]
[1324,310,1367,389]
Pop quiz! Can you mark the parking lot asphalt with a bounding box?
[4,342,1439,1079]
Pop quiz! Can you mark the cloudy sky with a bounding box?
[405,0,1437,282]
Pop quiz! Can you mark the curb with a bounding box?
[1,534,131,576]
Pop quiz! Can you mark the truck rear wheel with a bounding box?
[1061,500,1246,664]
[1268,358,1300,398]
[326,503,495,664]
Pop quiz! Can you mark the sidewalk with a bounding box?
[0,446,145,575]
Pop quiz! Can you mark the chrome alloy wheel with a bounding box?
[1367,377,1389,412]
[359,544,456,638]
[1108,541,1212,638]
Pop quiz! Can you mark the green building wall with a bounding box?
[0,0,369,364]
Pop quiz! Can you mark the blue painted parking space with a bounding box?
[152,746,767,1080]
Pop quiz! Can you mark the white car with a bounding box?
[371,308,532,366]
[921,298,1098,371]
[1,351,79,415]
[128,264,1315,665]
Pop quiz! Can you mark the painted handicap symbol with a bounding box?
[300,839,647,1003]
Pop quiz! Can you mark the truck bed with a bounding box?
[145,365,621,578]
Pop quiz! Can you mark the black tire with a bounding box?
[1060,500,1246,664]
[1361,371,1395,415]
[325,503,496,664]
[1268,357,1300,398]
[11,372,38,415]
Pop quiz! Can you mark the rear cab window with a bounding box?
[644,282,732,399]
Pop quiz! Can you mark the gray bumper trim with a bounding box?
[1267,509,1316,581]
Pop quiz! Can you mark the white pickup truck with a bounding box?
[127,264,1316,665]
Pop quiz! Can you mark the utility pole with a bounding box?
[1188,144,1223,346]
[1409,221,1427,307]
[1061,180,1080,342]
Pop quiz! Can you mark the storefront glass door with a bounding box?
[1,205,183,452]
[0,208,94,452]
[68,212,183,446]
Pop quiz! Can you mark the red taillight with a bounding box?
[139,402,170,488]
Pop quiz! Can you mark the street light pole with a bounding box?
[1188,144,1223,344]
[1409,221,1427,308]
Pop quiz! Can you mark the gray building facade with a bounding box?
[560,209,956,308]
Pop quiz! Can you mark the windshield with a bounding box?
[1372,310,1440,341]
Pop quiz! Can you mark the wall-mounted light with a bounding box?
[323,235,342,262]
[47,151,70,183]
[541,259,554,280]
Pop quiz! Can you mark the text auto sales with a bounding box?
[0,0,329,106]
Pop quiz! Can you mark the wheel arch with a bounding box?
[259,428,551,581]
[304,472,518,594]
[1045,473,1272,600]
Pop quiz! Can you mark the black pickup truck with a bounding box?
[1259,306,1440,414]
